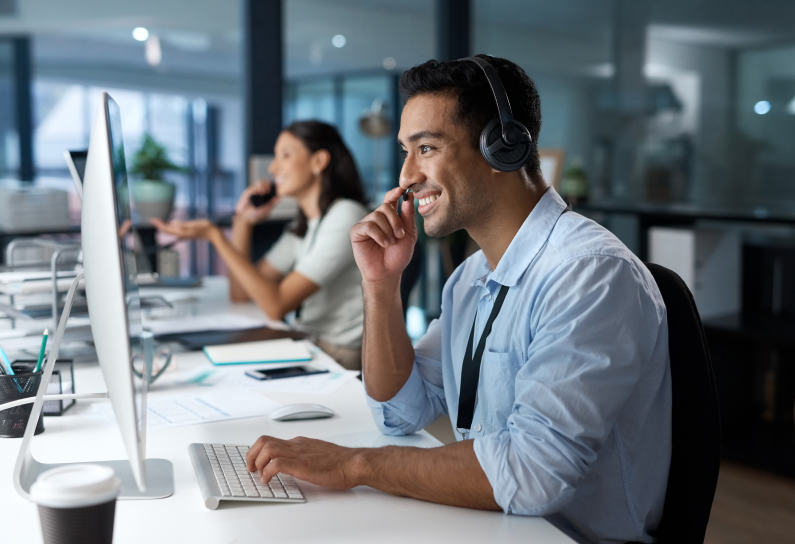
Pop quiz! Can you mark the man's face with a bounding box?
[398,94,492,238]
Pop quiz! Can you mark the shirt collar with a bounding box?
[470,186,568,289]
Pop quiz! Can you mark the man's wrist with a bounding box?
[347,447,374,487]
[362,276,401,301]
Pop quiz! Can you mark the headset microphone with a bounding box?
[461,56,533,173]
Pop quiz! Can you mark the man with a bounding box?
[247,55,671,544]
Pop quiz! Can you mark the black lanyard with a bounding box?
[456,284,510,437]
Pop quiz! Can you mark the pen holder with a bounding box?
[13,360,75,416]
[0,364,45,438]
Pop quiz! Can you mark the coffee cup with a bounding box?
[30,464,121,544]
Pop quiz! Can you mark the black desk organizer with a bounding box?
[12,359,75,416]
[0,363,45,437]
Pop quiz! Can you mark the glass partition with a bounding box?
[474,0,795,212]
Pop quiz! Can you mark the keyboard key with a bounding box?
[245,489,259,497]
[231,490,245,497]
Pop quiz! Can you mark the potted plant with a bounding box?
[129,134,183,223]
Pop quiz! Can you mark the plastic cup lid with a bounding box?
[30,464,121,509]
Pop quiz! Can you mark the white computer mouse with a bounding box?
[269,403,335,421]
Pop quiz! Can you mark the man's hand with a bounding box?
[150,218,219,240]
[245,434,501,511]
[235,180,280,227]
[246,435,361,489]
[350,187,417,284]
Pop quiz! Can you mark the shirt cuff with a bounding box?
[365,365,427,435]
[473,431,518,513]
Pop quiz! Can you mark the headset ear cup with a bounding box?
[479,118,533,172]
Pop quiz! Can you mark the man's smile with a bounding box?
[414,190,443,215]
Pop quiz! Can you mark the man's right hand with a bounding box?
[350,187,417,284]
[235,180,280,226]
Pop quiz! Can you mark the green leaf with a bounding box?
[129,134,185,181]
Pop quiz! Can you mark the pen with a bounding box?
[34,328,49,373]
[0,346,22,393]
[0,346,14,376]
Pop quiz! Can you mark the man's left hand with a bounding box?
[246,435,361,489]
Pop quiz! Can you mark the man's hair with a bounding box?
[399,54,543,185]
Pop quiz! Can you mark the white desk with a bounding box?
[0,278,575,544]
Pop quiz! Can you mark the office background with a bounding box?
[0,1,793,540]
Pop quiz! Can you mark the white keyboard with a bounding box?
[188,443,306,510]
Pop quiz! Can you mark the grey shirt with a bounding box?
[265,199,368,348]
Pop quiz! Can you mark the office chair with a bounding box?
[645,263,721,544]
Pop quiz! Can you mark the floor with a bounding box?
[705,462,795,544]
[425,417,795,543]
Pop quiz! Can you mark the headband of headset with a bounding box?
[461,56,521,146]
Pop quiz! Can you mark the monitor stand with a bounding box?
[11,272,174,501]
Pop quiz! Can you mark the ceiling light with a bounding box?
[145,35,162,67]
[133,27,149,42]
[382,57,396,70]
[787,97,795,115]
[331,34,346,48]
[754,100,771,115]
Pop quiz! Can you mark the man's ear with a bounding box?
[311,149,331,174]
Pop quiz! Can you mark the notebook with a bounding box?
[203,339,312,366]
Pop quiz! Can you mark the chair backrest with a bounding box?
[645,263,721,543]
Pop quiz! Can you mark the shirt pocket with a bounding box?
[480,349,525,431]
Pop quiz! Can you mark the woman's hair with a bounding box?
[283,120,367,237]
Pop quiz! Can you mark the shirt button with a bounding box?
[474,424,482,432]
[485,294,492,301]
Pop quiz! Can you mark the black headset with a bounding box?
[461,56,533,172]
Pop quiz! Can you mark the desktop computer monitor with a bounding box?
[64,149,88,198]
[81,92,148,492]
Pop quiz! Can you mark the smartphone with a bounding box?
[245,366,329,381]
[249,183,277,207]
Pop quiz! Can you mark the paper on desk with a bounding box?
[142,312,270,336]
[184,367,359,395]
[0,273,83,295]
[92,389,281,431]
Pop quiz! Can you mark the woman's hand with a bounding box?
[235,180,280,227]
[150,218,219,241]
[350,187,417,284]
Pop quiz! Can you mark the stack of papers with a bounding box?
[203,338,312,366]
[0,270,81,295]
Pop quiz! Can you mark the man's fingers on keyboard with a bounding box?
[260,458,298,482]
[254,439,293,474]
[248,435,283,470]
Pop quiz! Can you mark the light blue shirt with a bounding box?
[366,187,671,544]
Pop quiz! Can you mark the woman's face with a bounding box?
[268,131,318,198]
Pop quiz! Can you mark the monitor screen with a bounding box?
[106,95,147,442]
[69,151,88,182]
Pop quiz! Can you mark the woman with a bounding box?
[152,120,369,369]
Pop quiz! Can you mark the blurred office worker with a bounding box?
[246,56,672,544]
[153,121,369,370]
